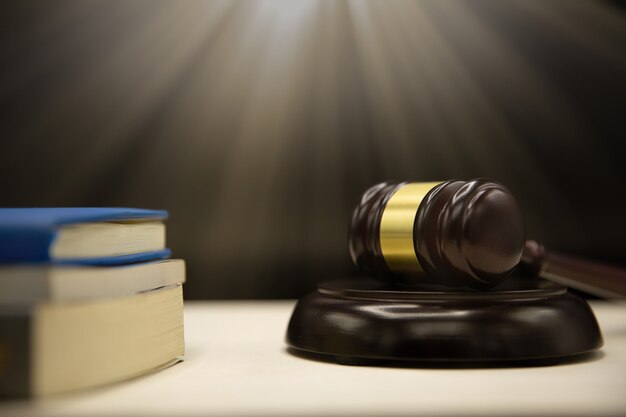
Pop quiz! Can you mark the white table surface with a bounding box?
[1,300,625,417]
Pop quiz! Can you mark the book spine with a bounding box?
[0,309,32,397]
[0,228,54,263]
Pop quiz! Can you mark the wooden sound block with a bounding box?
[286,275,603,365]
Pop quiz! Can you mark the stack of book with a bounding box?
[0,208,185,397]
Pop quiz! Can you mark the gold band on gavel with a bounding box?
[379,182,442,275]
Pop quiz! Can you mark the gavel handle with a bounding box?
[522,240,626,299]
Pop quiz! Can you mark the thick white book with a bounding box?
[0,285,184,397]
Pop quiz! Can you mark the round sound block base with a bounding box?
[286,277,603,364]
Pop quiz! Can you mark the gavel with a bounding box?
[349,179,626,298]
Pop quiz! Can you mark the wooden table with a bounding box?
[1,300,625,416]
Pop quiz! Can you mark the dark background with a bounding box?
[0,0,624,299]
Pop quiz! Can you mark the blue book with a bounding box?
[0,208,171,265]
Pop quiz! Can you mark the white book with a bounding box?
[0,285,184,396]
[0,259,185,304]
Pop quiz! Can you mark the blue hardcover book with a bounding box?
[0,208,171,265]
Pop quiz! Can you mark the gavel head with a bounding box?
[349,179,525,288]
